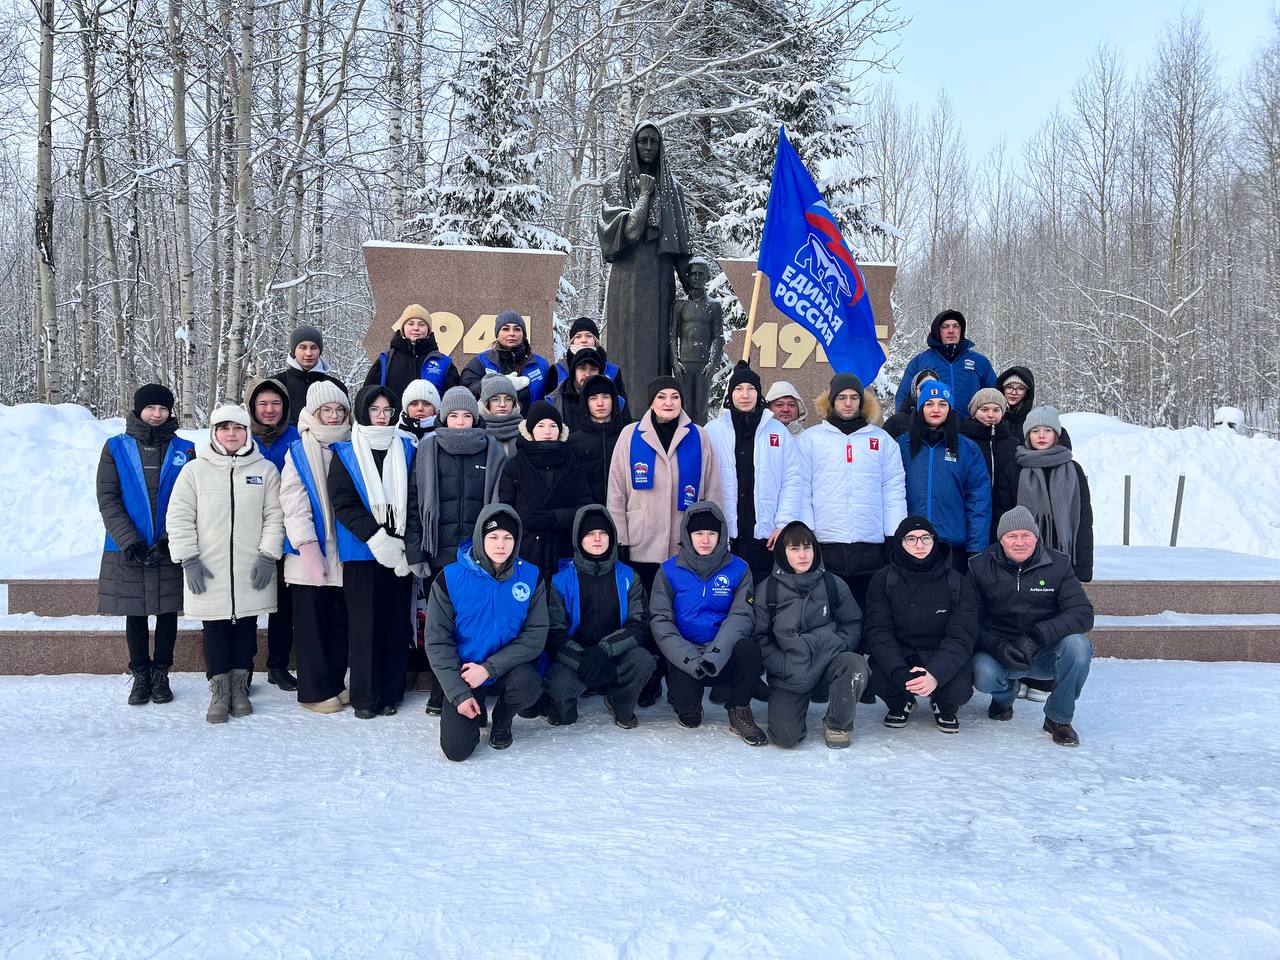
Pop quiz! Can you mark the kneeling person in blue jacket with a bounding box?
[650,502,767,745]
[423,504,548,760]
[544,505,657,729]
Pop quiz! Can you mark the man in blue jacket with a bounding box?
[896,380,991,572]
[895,310,996,418]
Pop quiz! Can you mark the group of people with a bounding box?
[96,305,1097,760]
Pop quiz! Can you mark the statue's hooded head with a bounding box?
[633,122,663,169]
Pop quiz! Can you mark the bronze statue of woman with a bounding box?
[597,121,693,387]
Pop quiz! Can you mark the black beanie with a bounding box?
[524,399,563,434]
[686,510,722,536]
[578,506,614,542]
[828,373,864,405]
[727,360,762,396]
[290,324,324,356]
[569,316,600,339]
[581,374,615,401]
[133,384,175,418]
[647,375,682,407]
[570,347,604,372]
[481,510,521,540]
[894,515,938,543]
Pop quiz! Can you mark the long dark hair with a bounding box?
[908,405,959,458]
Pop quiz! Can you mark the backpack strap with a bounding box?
[766,577,778,622]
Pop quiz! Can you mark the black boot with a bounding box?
[489,700,514,749]
[1043,717,1080,746]
[127,668,151,706]
[149,666,174,704]
[268,667,298,692]
[728,705,768,746]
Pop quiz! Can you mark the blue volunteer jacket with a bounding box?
[103,435,196,551]
[378,350,455,393]
[478,352,551,403]
[330,437,416,562]
[551,559,634,637]
[896,433,992,554]
[658,553,750,645]
[443,541,541,681]
[895,338,996,417]
[282,438,327,557]
[255,424,301,472]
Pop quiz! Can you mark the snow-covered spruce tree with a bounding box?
[412,35,573,310]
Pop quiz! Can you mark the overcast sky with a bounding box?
[884,0,1273,160]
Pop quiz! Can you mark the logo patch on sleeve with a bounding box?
[869,437,879,451]
[769,434,780,447]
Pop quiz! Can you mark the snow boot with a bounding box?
[932,700,959,734]
[823,722,852,749]
[127,668,152,706]
[206,673,231,723]
[229,669,253,718]
[604,697,638,729]
[883,698,917,728]
[988,699,1014,722]
[301,697,343,714]
[338,687,351,706]
[489,700,515,750]
[149,666,173,704]
[546,702,578,726]
[267,667,298,692]
[425,677,443,715]
[354,707,378,719]
[380,704,398,716]
[728,705,767,746]
[677,704,703,729]
[1043,717,1080,747]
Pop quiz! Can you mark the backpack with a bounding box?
[765,571,842,623]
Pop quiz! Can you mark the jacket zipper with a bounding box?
[228,463,237,623]
[925,445,935,521]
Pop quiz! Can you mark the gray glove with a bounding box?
[182,557,213,595]
[250,554,276,591]
[410,561,432,580]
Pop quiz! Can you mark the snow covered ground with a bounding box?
[2,661,1279,959]
[2,402,1280,581]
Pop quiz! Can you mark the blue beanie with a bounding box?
[916,379,952,410]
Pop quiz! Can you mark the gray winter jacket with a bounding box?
[649,502,756,680]
[423,503,549,707]
[753,547,863,694]
[96,414,193,617]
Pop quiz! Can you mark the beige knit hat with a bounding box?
[393,303,432,333]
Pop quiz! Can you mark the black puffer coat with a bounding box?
[968,540,1095,656]
[565,376,627,505]
[96,415,193,616]
[499,427,592,575]
[363,331,460,404]
[959,417,1018,481]
[996,366,1073,448]
[864,521,977,687]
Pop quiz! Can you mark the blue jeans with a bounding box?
[971,633,1093,724]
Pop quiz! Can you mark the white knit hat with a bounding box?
[305,379,350,414]
[401,379,441,409]
[209,403,250,429]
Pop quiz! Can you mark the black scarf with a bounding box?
[826,412,867,436]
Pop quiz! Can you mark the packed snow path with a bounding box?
[2,661,1278,959]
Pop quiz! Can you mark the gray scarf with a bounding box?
[483,410,522,443]
[1015,444,1081,564]
[413,428,506,561]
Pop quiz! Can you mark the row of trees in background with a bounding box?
[12,0,896,420]
[864,12,1280,432]
[6,2,1278,432]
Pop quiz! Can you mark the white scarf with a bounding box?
[351,423,408,535]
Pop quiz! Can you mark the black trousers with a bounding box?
[266,562,294,670]
[819,541,885,617]
[868,661,974,714]
[666,636,763,713]
[125,612,178,671]
[544,647,657,722]
[439,662,542,762]
[343,561,412,712]
[292,584,349,703]
[202,618,258,678]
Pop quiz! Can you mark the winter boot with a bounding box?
[677,704,703,729]
[988,699,1014,722]
[728,705,768,746]
[301,697,343,714]
[883,698,917,728]
[604,697,638,729]
[149,666,174,704]
[546,701,578,726]
[267,667,298,692]
[1043,717,1080,747]
[206,673,231,723]
[932,700,959,734]
[127,668,152,706]
[489,700,515,750]
[425,677,443,716]
[823,722,852,749]
[353,707,378,719]
[229,669,253,718]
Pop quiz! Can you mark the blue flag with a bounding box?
[757,127,885,383]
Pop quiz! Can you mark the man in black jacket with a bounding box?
[969,506,1095,746]
[272,324,348,424]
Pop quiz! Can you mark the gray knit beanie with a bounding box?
[968,387,1008,418]
[1022,404,1062,440]
[996,506,1039,541]
[290,324,324,356]
[480,373,517,408]
[439,385,481,424]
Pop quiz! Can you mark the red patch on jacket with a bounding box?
[869,437,880,451]
[769,434,780,447]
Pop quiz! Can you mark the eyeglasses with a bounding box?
[902,534,934,546]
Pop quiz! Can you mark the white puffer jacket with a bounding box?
[797,419,907,544]
[705,408,804,539]
[166,439,285,620]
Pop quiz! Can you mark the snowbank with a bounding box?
[1065,412,1280,560]
[2,663,1278,958]
[2,403,1280,579]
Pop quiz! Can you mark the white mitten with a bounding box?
[508,374,531,392]
[368,529,405,570]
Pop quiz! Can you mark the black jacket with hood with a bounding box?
[565,375,628,505]
[996,366,1073,448]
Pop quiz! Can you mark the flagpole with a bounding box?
[741,269,764,362]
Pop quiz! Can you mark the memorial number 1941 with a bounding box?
[426,312,529,356]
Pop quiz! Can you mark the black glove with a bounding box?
[123,542,149,565]
[528,510,557,531]
[143,543,170,567]
[996,639,1032,672]
[577,645,616,687]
